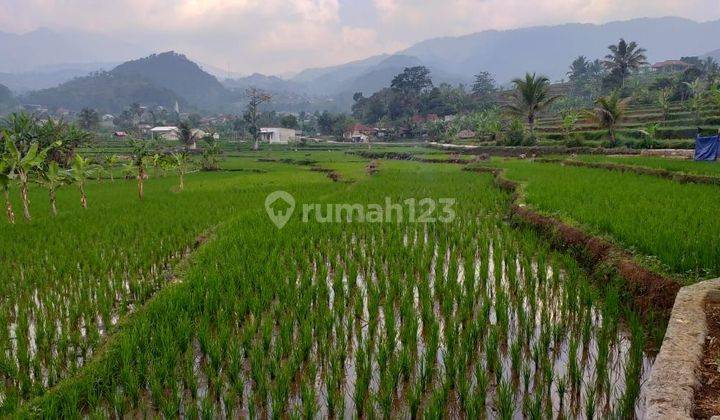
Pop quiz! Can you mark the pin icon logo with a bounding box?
[265,191,295,229]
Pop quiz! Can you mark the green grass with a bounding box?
[496,160,720,280]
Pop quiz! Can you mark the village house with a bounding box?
[651,60,692,73]
[150,126,179,141]
[260,127,297,144]
[344,124,378,143]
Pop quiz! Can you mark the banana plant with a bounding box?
[70,154,97,209]
[0,160,16,224]
[105,155,120,181]
[130,138,153,200]
[170,152,191,192]
[3,134,57,221]
[37,162,69,217]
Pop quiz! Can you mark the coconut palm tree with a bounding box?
[587,91,632,145]
[505,73,561,136]
[3,134,56,221]
[71,154,96,209]
[567,56,590,82]
[37,162,68,216]
[603,39,647,88]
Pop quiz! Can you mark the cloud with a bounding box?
[0,0,719,74]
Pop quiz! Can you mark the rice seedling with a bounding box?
[3,154,656,419]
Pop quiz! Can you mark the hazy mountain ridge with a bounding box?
[401,17,720,82]
[6,17,720,114]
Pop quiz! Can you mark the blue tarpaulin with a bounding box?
[695,135,719,161]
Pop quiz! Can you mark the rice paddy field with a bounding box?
[487,159,720,281]
[574,155,720,177]
[1,147,715,418]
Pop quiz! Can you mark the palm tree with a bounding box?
[567,56,589,82]
[3,134,56,221]
[505,73,561,136]
[37,162,68,217]
[71,154,96,209]
[0,160,16,224]
[603,39,647,88]
[586,91,632,145]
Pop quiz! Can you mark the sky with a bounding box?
[1,0,720,75]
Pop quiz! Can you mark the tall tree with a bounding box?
[177,121,200,151]
[244,88,272,151]
[471,71,497,108]
[391,66,433,94]
[567,56,590,82]
[587,91,632,145]
[78,108,100,130]
[603,39,647,88]
[505,73,561,136]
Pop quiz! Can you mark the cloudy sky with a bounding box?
[1,0,720,75]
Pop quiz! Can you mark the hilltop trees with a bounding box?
[505,73,561,137]
[603,39,647,88]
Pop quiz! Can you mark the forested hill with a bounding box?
[111,52,230,109]
[23,52,233,112]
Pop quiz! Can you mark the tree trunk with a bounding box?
[109,168,115,182]
[3,188,15,224]
[137,167,145,200]
[79,183,87,209]
[610,128,616,145]
[253,138,260,151]
[179,172,185,192]
[49,188,58,216]
[19,172,31,221]
[528,114,536,138]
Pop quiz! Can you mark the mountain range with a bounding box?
[3,17,720,113]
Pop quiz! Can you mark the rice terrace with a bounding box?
[2,2,720,419]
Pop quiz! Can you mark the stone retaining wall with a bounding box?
[644,278,720,419]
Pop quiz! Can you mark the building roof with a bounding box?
[651,60,692,69]
[150,126,179,132]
